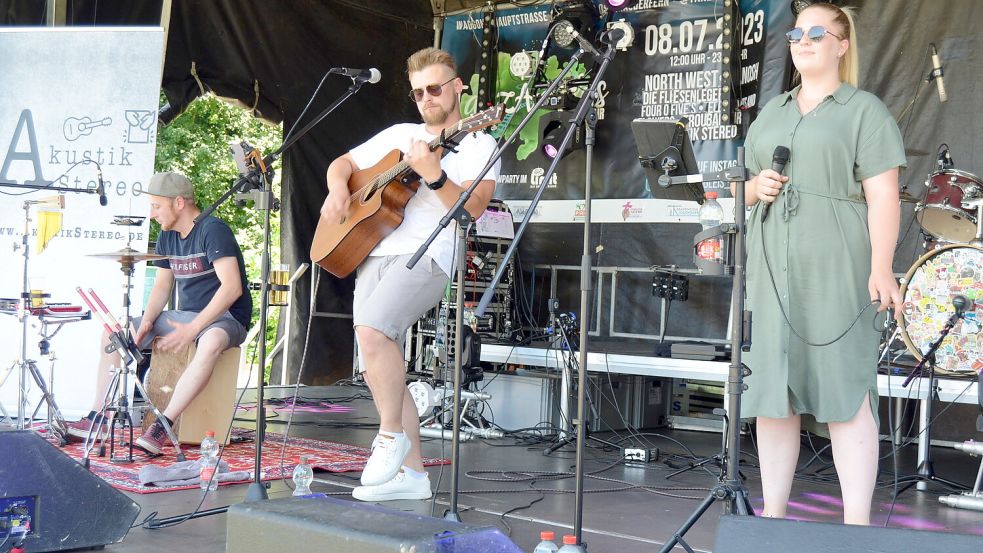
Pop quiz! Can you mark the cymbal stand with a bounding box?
[4,198,46,430]
[0,181,100,429]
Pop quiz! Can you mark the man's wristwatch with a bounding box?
[422,170,447,190]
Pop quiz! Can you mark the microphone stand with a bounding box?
[656,151,754,553]
[407,47,589,523]
[0,181,100,431]
[895,306,969,495]
[469,37,620,551]
[146,77,370,528]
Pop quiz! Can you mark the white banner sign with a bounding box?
[0,28,163,420]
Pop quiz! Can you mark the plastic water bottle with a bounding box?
[199,430,219,491]
[697,191,725,264]
[292,455,314,496]
[557,534,580,552]
[532,530,559,552]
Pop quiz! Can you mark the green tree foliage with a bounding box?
[154,93,283,375]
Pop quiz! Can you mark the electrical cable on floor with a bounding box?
[140,332,260,529]
[277,266,324,492]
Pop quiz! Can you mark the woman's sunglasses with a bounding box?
[785,25,843,44]
[408,77,456,102]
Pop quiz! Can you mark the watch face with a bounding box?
[509,51,533,79]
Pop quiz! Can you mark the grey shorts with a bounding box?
[133,310,247,351]
[353,254,449,351]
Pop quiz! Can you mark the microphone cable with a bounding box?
[758,212,883,347]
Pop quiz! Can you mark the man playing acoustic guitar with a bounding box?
[319,47,499,501]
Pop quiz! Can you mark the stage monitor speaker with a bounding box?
[0,429,140,552]
[227,495,523,553]
[714,514,983,552]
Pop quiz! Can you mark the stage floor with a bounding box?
[52,385,983,552]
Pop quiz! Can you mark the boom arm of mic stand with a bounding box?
[0,181,102,196]
[196,81,368,223]
[472,49,612,318]
[406,48,588,272]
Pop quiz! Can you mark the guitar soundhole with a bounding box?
[361,186,376,204]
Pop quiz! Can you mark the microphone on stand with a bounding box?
[930,43,948,103]
[96,166,108,206]
[761,145,790,222]
[330,67,381,84]
[946,294,970,326]
[937,146,954,170]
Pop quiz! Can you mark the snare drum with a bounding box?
[915,169,981,243]
[899,244,983,374]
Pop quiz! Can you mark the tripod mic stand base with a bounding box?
[658,480,753,553]
[245,481,270,502]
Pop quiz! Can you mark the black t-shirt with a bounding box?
[152,216,252,328]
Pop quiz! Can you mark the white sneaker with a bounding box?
[352,470,432,502]
[360,433,411,486]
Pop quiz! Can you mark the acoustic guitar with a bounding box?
[310,104,504,277]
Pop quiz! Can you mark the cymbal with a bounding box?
[899,191,922,204]
[88,247,167,263]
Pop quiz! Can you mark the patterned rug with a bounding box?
[57,428,449,494]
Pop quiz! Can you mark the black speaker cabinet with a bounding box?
[0,430,140,552]
[714,514,983,552]
[226,496,522,553]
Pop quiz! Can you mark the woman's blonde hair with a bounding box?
[805,2,859,86]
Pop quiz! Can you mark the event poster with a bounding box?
[442,0,792,224]
[0,28,163,418]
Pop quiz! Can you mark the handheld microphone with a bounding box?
[930,44,947,103]
[96,167,108,206]
[761,145,790,222]
[330,67,381,84]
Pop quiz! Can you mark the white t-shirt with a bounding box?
[348,122,500,276]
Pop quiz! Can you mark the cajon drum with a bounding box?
[142,341,240,445]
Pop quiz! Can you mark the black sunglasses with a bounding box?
[785,25,843,44]
[408,77,456,102]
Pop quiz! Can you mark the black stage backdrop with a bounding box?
[1,0,980,381]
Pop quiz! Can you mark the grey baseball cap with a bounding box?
[147,172,194,199]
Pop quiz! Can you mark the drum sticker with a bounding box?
[900,246,983,374]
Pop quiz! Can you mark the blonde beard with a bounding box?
[421,95,459,126]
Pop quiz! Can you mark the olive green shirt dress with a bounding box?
[741,83,907,425]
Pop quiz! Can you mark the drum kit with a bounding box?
[1,207,184,462]
[896,156,983,376]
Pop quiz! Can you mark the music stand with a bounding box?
[653,133,755,551]
[631,117,705,204]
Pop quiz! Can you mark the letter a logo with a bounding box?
[1,109,46,186]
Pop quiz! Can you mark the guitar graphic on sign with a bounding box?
[63,116,112,141]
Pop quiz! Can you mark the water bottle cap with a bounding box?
[705,191,718,200]
[206,430,215,437]
[562,535,577,545]
[299,455,310,464]
[540,531,555,540]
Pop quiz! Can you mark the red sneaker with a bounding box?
[134,420,168,455]
[65,416,107,442]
